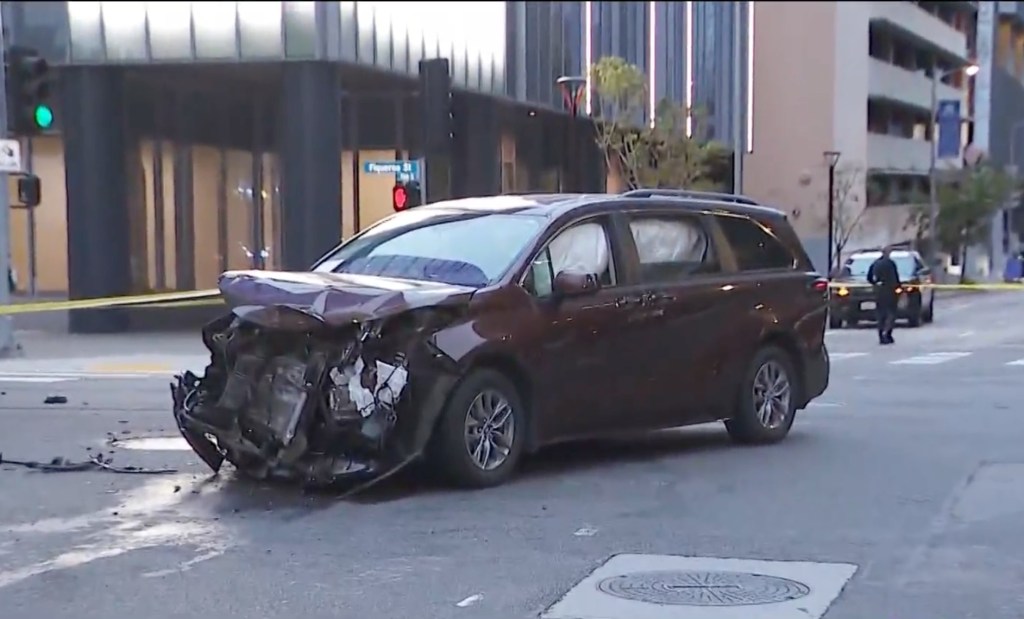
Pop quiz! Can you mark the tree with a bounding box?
[908,164,1015,283]
[819,166,868,271]
[589,56,725,191]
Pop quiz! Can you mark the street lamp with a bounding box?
[824,150,841,274]
[927,62,980,272]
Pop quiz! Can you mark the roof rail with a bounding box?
[622,188,761,206]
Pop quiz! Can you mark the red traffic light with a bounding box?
[392,184,409,211]
[392,181,422,211]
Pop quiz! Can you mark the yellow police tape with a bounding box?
[0,289,222,316]
[829,281,1024,291]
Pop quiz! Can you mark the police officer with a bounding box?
[867,246,900,345]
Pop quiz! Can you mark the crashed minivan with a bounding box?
[172,192,830,489]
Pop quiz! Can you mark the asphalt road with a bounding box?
[1,291,1023,619]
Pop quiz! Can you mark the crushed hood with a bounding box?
[219,270,476,328]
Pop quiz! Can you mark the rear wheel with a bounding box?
[430,369,525,488]
[725,346,798,445]
[828,314,843,329]
[923,298,935,323]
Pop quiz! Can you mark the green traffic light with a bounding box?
[33,105,53,129]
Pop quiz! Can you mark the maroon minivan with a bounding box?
[172,190,830,489]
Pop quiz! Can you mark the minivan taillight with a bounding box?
[811,279,829,293]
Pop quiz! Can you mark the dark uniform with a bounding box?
[867,252,900,344]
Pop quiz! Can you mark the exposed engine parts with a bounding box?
[172,315,420,488]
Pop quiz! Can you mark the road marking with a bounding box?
[0,375,74,383]
[112,437,191,451]
[1006,358,1024,366]
[958,330,974,338]
[829,352,868,361]
[0,371,166,381]
[456,594,483,608]
[890,352,972,365]
[574,527,599,537]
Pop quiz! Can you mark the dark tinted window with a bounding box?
[716,215,796,272]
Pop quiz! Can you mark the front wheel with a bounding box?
[725,346,798,445]
[429,369,526,488]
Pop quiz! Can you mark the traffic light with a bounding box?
[16,174,41,208]
[5,46,53,136]
[392,181,422,211]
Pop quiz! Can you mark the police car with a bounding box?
[828,248,936,328]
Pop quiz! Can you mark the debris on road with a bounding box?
[0,452,177,474]
[43,395,68,405]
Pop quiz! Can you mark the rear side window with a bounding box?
[715,215,796,272]
[626,214,720,283]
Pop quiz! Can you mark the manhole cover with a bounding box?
[596,570,811,606]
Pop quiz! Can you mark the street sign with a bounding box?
[363,159,420,182]
[0,139,22,173]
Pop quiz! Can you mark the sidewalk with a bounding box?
[0,330,209,375]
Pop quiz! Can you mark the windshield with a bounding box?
[314,212,545,287]
[843,254,917,280]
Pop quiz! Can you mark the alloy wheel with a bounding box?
[463,389,516,471]
[751,360,792,429]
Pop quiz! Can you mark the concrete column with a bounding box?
[452,93,500,197]
[61,66,133,333]
[278,62,342,269]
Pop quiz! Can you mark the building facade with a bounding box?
[743,0,976,272]
[974,0,1024,279]
[4,0,751,332]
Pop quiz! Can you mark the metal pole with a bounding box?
[24,136,34,296]
[926,72,939,272]
[827,163,835,274]
[568,94,578,192]
[0,8,17,356]
[732,2,743,194]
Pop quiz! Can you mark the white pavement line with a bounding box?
[958,330,974,338]
[113,437,191,451]
[0,371,166,380]
[573,527,599,537]
[890,352,972,366]
[0,376,74,383]
[1006,358,1024,366]
[829,352,868,361]
[455,594,483,608]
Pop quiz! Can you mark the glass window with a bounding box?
[716,215,796,272]
[627,215,719,283]
[315,212,545,288]
[524,220,616,296]
[843,253,918,280]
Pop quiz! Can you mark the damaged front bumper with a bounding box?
[171,315,437,488]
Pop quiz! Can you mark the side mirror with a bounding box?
[552,271,600,298]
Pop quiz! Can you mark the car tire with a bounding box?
[725,346,798,445]
[828,314,843,329]
[907,307,922,328]
[429,368,526,489]
[923,299,935,323]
